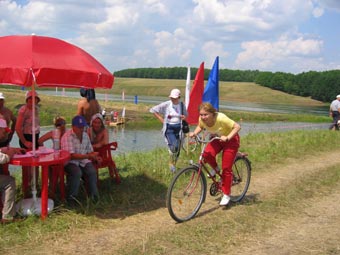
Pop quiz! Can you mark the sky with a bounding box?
[0,0,340,74]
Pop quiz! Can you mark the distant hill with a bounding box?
[114,67,340,103]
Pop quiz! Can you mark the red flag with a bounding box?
[187,62,204,125]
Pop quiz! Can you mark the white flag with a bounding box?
[185,65,191,109]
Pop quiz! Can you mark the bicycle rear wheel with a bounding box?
[166,166,207,223]
[230,156,251,202]
[182,135,199,152]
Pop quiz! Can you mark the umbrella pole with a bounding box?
[31,166,37,201]
[32,83,36,156]
[31,76,38,201]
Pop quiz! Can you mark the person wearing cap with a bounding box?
[15,90,41,198]
[329,95,340,130]
[0,92,16,148]
[87,113,109,150]
[150,88,188,172]
[0,118,26,223]
[61,115,99,204]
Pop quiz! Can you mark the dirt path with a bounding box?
[13,150,340,255]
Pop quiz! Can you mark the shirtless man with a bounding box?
[77,89,101,125]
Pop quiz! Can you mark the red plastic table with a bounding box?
[9,150,70,220]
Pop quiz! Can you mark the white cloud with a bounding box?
[153,28,194,64]
[0,0,339,73]
[235,35,324,73]
[201,41,229,68]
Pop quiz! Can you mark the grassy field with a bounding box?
[109,77,326,106]
[1,130,340,254]
[0,79,338,254]
[0,77,329,127]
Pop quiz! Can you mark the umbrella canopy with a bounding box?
[0,35,114,213]
[0,35,114,88]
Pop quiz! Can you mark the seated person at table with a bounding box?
[0,118,26,223]
[38,116,67,192]
[38,116,67,146]
[61,115,99,204]
[87,113,109,150]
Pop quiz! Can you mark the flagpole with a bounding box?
[121,90,126,124]
[184,65,191,154]
[185,65,191,109]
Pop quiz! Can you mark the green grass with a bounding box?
[1,129,339,253]
[110,78,326,107]
[0,80,336,253]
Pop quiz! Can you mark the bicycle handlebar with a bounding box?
[194,134,222,144]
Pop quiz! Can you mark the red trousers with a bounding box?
[202,134,240,195]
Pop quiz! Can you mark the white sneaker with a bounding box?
[219,194,230,206]
[169,164,176,173]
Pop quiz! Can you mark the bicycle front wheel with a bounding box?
[230,156,251,202]
[166,166,207,223]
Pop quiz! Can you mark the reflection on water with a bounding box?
[108,126,165,153]
[8,122,329,173]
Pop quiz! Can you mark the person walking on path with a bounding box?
[150,88,188,173]
[329,95,340,130]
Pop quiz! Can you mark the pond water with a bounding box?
[12,89,329,154]
[9,121,329,155]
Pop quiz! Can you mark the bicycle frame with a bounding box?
[189,136,249,196]
[188,136,223,194]
[166,134,251,223]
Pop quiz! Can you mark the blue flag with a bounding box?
[203,56,219,110]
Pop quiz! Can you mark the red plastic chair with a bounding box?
[93,142,120,184]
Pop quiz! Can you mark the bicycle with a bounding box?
[166,136,252,223]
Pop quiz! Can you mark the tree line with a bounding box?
[114,67,340,103]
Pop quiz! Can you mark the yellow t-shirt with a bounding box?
[198,112,234,136]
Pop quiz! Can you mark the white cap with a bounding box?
[0,93,5,99]
[169,89,181,99]
[336,95,340,98]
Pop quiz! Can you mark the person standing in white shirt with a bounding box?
[150,89,188,172]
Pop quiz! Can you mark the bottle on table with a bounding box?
[52,127,61,151]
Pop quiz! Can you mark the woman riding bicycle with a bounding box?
[189,102,241,206]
